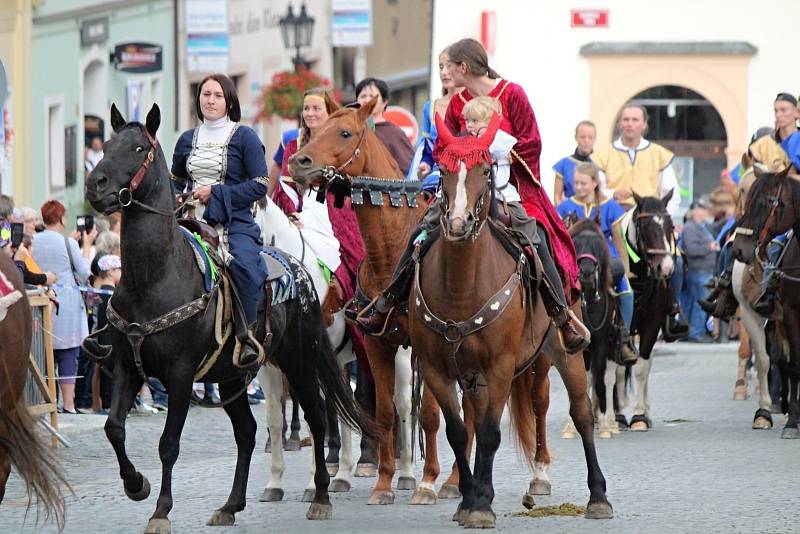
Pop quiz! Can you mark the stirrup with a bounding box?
[233,332,265,369]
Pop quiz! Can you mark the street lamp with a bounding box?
[279,2,315,71]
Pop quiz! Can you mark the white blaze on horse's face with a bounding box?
[659,247,674,277]
[449,161,469,234]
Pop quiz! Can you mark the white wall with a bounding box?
[432,0,800,196]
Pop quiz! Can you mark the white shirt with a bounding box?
[599,137,681,218]
[489,130,520,203]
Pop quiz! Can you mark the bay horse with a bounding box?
[731,167,800,439]
[84,103,376,534]
[571,219,623,438]
[406,115,612,528]
[0,253,67,531]
[289,98,426,504]
[617,191,677,431]
[254,195,358,500]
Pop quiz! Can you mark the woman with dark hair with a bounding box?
[172,73,268,367]
[355,77,414,175]
[32,200,96,413]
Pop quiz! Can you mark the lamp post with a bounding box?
[279,2,315,71]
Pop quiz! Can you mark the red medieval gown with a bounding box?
[273,139,370,373]
[436,79,578,296]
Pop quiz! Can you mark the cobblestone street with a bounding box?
[2,341,798,533]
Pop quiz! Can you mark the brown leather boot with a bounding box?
[554,309,591,354]
[346,296,394,336]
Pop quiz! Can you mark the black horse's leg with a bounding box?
[104,363,145,501]
[285,388,302,451]
[207,379,257,525]
[781,306,800,438]
[291,374,333,520]
[355,365,377,475]
[325,393,341,474]
[146,365,194,533]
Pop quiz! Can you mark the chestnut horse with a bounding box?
[732,167,800,439]
[290,98,427,504]
[0,253,67,531]
[407,115,612,528]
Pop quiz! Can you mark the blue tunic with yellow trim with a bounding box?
[553,156,580,199]
[172,125,268,323]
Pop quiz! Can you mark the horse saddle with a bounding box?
[178,218,219,250]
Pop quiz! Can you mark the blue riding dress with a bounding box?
[172,119,269,323]
[557,196,633,327]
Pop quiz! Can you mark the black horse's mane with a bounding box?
[571,219,612,293]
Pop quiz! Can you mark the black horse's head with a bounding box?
[570,219,611,301]
[732,166,800,263]
[631,190,676,281]
[86,103,162,215]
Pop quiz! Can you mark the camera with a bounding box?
[76,214,94,234]
[10,222,23,249]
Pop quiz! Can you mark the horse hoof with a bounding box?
[615,415,629,430]
[585,500,614,519]
[561,430,577,439]
[464,509,496,529]
[302,488,316,503]
[452,506,468,524]
[781,426,800,439]
[610,425,621,435]
[367,490,394,505]
[284,438,301,452]
[438,483,461,499]
[330,478,351,492]
[326,463,339,476]
[598,430,612,439]
[259,487,284,502]
[144,518,171,534]
[306,502,333,520]
[355,463,377,477]
[752,417,773,430]
[529,479,551,496]
[522,493,535,509]
[206,510,235,526]
[733,386,748,401]
[125,475,151,502]
[397,476,416,491]
[409,487,437,505]
[629,421,649,432]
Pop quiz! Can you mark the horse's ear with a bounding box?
[661,188,674,209]
[778,164,793,180]
[434,112,455,147]
[145,104,161,137]
[324,92,341,113]
[478,112,501,148]
[110,103,126,133]
[356,96,379,124]
[632,191,643,206]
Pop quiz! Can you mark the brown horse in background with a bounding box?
[0,252,67,531]
[290,98,428,504]
[407,115,612,528]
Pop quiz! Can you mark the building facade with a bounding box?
[431,0,800,205]
[25,0,177,218]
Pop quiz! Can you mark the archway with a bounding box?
[613,85,728,212]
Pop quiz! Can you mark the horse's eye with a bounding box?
[339,130,352,139]
[484,168,492,177]
[135,146,144,153]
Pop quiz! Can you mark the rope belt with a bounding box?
[106,285,218,382]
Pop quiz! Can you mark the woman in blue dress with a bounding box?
[172,73,269,367]
[557,161,638,363]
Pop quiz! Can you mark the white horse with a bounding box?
[732,260,774,430]
[255,194,356,502]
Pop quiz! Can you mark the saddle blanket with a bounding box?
[262,247,297,306]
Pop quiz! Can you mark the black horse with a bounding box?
[620,192,679,431]
[571,220,624,436]
[731,168,800,439]
[84,104,376,534]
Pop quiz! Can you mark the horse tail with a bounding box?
[0,398,69,531]
[313,322,381,444]
[508,370,537,469]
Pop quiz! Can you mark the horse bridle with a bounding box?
[634,210,673,256]
[440,164,493,242]
[320,126,367,186]
[577,252,602,302]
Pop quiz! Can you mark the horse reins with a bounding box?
[577,252,610,331]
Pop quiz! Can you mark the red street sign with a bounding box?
[481,11,496,55]
[384,106,419,145]
[571,9,609,27]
